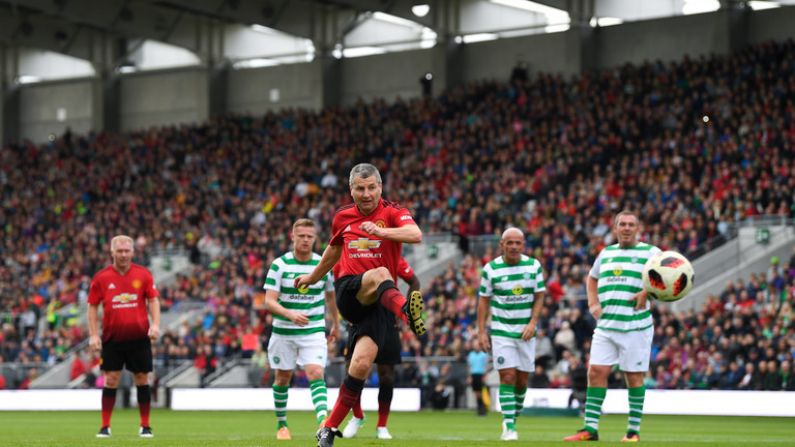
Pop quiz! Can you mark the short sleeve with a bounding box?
[88,277,103,305]
[264,260,281,292]
[479,266,493,298]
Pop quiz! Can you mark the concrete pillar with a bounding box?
[1,44,20,145]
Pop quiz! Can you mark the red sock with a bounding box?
[137,385,152,427]
[379,287,408,324]
[377,401,391,428]
[325,378,363,429]
[101,388,117,427]
[352,400,364,419]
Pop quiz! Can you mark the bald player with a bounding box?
[477,227,546,441]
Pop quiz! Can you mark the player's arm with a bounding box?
[147,297,161,340]
[477,295,491,351]
[586,276,602,319]
[87,278,102,352]
[265,289,309,326]
[522,291,545,341]
[88,303,101,352]
[295,244,342,287]
[362,222,422,244]
[325,289,340,343]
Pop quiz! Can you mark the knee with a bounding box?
[104,373,120,388]
[588,367,607,383]
[378,367,395,386]
[373,267,391,283]
[500,371,517,384]
[349,357,371,379]
[133,373,149,386]
[306,366,324,382]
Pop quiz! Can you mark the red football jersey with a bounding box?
[88,263,158,342]
[330,199,416,281]
[397,256,414,283]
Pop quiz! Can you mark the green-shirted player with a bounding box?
[478,227,546,441]
[264,218,340,441]
[564,210,660,443]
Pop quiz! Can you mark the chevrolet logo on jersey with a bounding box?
[111,293,138,303]
[348,238,381,250]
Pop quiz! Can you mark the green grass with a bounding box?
[0,409,792,446]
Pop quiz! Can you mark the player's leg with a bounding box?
[564,331,616,441]
[514,338,536,423]
[618,329,653,442]
[321,336,377,439]
[269,335,298,440]
[97,341,123,437]
[298,333,330,425]
[493,336,519,440]
[472,374,486,415]
[357,267,425,336]
[341,352,367,439]
[375,363,395,439]
[129,338,154,437]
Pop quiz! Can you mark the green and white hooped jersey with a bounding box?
[590,242,661,333]
[264,252,333,337]
[479,255,546,339]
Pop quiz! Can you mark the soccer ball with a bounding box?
[642,251,695,302]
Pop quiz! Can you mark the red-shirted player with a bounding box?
[296,163,425,447]
[341,256,420,440]
[88,235,160,439]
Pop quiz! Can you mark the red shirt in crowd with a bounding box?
[88,263,158,343]
[330,199,415,282]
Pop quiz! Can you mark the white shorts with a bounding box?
[590,328,653,372]
[491,336,536,372]
[267,332,328,370]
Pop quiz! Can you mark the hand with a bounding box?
[478,330,490,352]
[631,290,649,310]
[89,335,102,353]
[327,324,340,344]
[589,302,603,319]
[294,274,314,290]
[289,311,310,326]
[360,221,384,238]
[521,321,537,341]
[148,326,160,341]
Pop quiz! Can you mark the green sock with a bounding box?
[309,379,328,423]
[273,385,289,428]
[514,386,527,419]
[627,386,645,435]
[499,383,516,431]
[583,387,607,434]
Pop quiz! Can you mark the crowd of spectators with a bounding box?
[1,39,794,393]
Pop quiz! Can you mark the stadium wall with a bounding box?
[19,78,95,142]
[2,388,794,417]
[748,5,795,44]
[595,11,730,68]
[119,68,209,131]
[9,7,795,142]
[340,46,446,106]
[227,61,324,114]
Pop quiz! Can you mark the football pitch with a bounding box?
[1,409,792,446]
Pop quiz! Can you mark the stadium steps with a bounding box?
[403,234,460,287]
[672,219,794,312]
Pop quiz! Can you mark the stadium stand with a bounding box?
[1,40,793,397]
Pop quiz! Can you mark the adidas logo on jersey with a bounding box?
[109,283,116,289]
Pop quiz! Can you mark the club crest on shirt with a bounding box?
[132,279,142,289]
[375,220,386,228]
